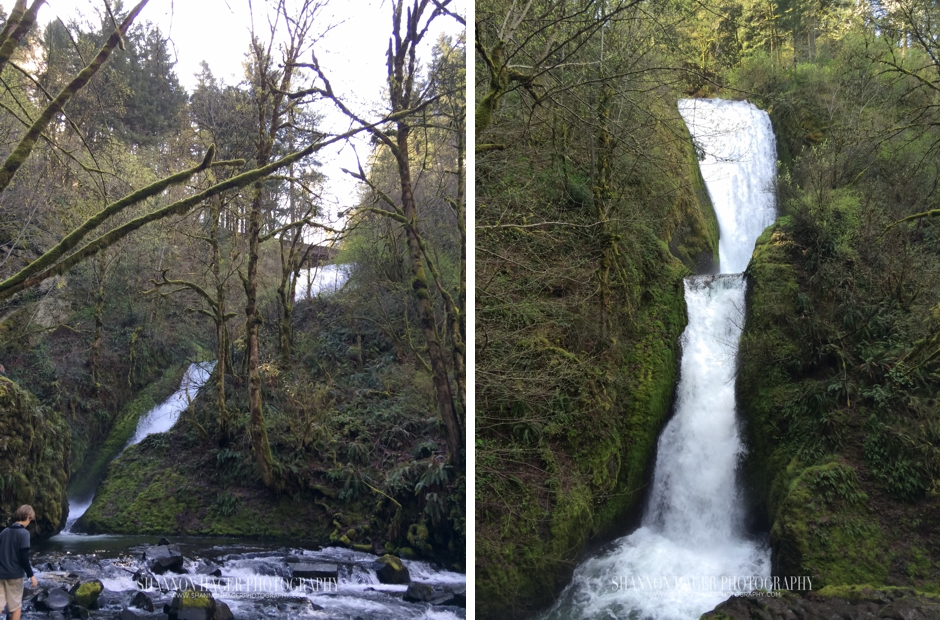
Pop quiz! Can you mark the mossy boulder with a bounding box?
[69,580,103,609]
[374,553,410,584]
[0,376,70,538]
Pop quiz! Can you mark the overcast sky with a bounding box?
[3,0,465,236]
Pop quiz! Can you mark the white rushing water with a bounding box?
[126,361,215,447]
[62,361,215,533]
[543,99,777,619]
[295,263,351,300]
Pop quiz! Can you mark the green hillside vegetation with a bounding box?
[0,0,466,568]
[477,0,940,617]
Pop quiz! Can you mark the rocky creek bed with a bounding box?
[19,535,465,619]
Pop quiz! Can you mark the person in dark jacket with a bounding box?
[0,505,37,620]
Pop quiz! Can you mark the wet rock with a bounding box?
[33,587,72,612]
[158,537,171,546]
[402,582,462,605]
[373,553,410,584]
[117,609,170,620]
[98,588,126,609]
[134,568,158,589]
[167,585,217,620]
[144,544,186,575]
[70,579,104,609]
[195,563,222,578]
[214,600,234,620]
[450,585,467,607]
[132,591,155,612]
[288,562,338,581]
[69,604,91,619]
[403,582,434,602]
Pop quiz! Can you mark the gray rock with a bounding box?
[372,554,410,585]
[131,591,155,612]
[214,600,234,620]
[288,562,339,581]
[144,545,186,575]
[33,587,71,612]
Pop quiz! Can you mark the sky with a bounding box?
[4,0,466,239]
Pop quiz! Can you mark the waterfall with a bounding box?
[62,361,215,534]
[543,99,777,619]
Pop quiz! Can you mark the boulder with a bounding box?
[68,604,90,619]
[167,586,216,620]
[195,563,222,578]
[131,591,155,612]
[117,609,170,620]
[69,580,104,609]
[402,582,434,603]
[288,562,338,581]
[372,554,410,585]
[33,587,71,612]
[214,601,234,620]
[144,544,186,575]
[158,537,171,546]
[402,582,462,605]
[133,568,158,589]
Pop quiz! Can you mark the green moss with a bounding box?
[0,377,70,538]
[72,581,103,608]
[178,591,213,608]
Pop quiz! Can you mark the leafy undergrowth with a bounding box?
[80,296,465,570]
[740,215,940,593]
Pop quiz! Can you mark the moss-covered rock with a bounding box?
[76,432,337,540]
[69,580,103,609]
[739,217,940,596]
[0,376,70,537]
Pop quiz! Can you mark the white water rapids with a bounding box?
[543,99,777,619]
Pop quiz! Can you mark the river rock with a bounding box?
[402,582,462,605]
[131,591,155,612]
[288,562,338,581]
[117,609,170,620]
[214,601,234,620]
[167,585,217,620]
[134,568,158,589]
[69,579,104,609]
[158,537,171,546]
[195,563,222,578]
[402,582,434,602]
[33,587,72,612]
[373,554,410,584]
[144,544,186,574]
[69,604,91,619]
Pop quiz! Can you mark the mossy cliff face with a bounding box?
[68,364,187,501]
[738,218,940,593]
[78,429,339,540]
[476,117,718,618]
[0,377,70,538]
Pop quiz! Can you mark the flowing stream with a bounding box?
[543,99,777,619]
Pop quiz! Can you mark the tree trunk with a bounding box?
[396,123,463,466]
[246,179,275,487]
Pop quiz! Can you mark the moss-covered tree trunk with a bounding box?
[245,177,274,487]
[396,122,462,465]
